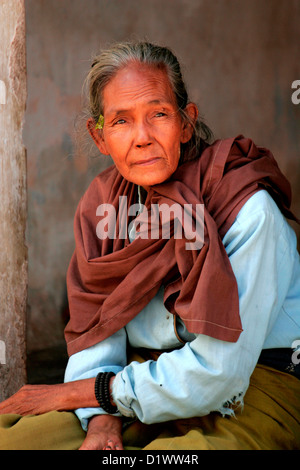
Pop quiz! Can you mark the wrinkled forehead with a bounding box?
[101,61,177,114]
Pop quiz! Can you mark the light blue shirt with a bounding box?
[64,190,300,430]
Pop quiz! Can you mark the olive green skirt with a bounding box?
[0,365,299,450]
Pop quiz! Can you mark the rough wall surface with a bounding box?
[0,0,27,400]
[24,0,300,352]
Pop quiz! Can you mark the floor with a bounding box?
[26,343,69,384]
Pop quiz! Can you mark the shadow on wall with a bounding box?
[27,288,70,384]
[27,343,68,384]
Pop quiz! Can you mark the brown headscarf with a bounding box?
[65,135,296,356]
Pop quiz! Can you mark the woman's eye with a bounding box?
[114,119,126,125]
[155,112,166,117]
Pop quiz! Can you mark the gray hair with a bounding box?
[85,41,213,163]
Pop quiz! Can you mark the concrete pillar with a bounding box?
[0,0,27,401]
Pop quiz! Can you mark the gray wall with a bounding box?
[24,0,300,352]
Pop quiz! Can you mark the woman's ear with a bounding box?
[86,117,110,155]
[180,102,199,144]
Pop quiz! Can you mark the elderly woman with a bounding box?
[0,41,299,451]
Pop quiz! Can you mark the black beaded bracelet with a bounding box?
[94,372,118,414]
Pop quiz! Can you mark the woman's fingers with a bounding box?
[0,384,66,416]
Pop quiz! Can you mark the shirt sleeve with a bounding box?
[112,190,299,424]
[64,327,127,431]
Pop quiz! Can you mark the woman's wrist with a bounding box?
[109,376,116,406]
[94,372,118,414]
[63,375,117,411]
[64,378,99,410]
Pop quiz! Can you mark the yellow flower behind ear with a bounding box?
[95,114,104,130]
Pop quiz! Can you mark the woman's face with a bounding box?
[89,62,197,189]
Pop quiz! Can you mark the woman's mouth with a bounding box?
[132,157,162,166]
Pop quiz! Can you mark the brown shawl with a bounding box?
[65,135,296,356]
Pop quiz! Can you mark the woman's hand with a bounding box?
[0,377,123,450]
[0,378,99,416]
[79,414,123,450]
[0,384,69,416]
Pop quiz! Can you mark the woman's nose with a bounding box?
[134,121,153,148]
